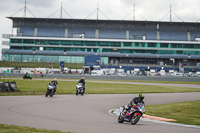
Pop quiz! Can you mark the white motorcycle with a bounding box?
[76,83,85,96]
[45,82,57,97]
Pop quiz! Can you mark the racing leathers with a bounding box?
[78,79,86,91]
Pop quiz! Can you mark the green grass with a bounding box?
[0,79,200,96]
[0,124,72,133]
[129,80,200,85]
[0,61,83,69]
[145,101,200,126]
[87,79,200,85]
[1,77,200,85]
[86,82,200,94]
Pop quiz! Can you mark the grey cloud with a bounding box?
[0,0,55,17]
[27,0,55,8]
[117,0,200,21]
[1,0,198,20]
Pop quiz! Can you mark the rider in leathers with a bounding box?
[51,78,58,93]
[78,77,86,91]
[125,94,145,121]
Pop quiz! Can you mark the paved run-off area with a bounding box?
[0,93,200,133]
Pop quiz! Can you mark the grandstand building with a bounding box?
[2,17,200,71]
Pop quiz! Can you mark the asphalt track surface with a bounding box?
[0,92,200,133]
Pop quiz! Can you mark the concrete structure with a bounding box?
[2,17,200,72]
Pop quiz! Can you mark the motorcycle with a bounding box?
[45,82,56,97]
[76,83,85,95]
[23,74,32,79]
[118,103,145,125]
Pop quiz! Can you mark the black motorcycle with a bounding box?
[76,83,85,95]
[118,103,145,125]
[23,74,32,79]
[45,82,56,97]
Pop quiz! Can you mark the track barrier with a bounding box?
[0,81,17,92]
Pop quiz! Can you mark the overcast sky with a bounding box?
[0,0,200,60]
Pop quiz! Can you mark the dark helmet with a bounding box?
[139,94,144,100]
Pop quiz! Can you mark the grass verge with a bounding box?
[129,80,200,85]
[2,77,200,85]
[0,79,200,96]
[145,100,200,126]
[0,124,72,133]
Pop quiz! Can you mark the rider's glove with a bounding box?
[125,105,129,110]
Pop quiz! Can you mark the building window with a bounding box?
[62,41,72,45]
[11,39,22,44]
[148,43,156,47]
[85,41,96,46]
[171,44,182,48]
[135,43,140,47]
[124,42,132,47]
[109,42,120,47]
[101,57,109,65]
[183,44,194,48]
[177,51,183,54]
[160,43,168,48]
[99,42,108,46]
[23,39,34,44]
[195,44,200,48]
[141,43,145,47]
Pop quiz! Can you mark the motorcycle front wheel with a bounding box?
[45,90,49,97]
[45,92,48,97]
[50,89,54,97]
[118,115,124,123]
[131,114,141,125]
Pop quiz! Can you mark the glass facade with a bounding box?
[101,57,109,65]
[3,54,84,63]
[9,38,200,55]
[4,37,200,66]
[2,54,110,64]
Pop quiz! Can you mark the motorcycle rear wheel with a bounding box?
[131,114,141,125]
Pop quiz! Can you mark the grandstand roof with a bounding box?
[8,17,200,28]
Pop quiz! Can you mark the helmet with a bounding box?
[139,94,144,100]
